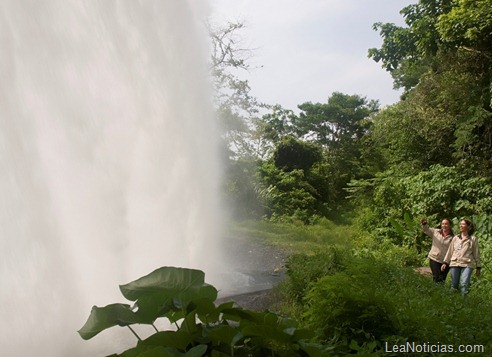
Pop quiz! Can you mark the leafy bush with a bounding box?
[352,237,425,267]
[259,163,323,223]
[303,267,397,346]
[471,214,492,269]
[78,267,328,357]
[284,247,345,304]
[296,253,492,355]
[349,165,492,240]
[258,140,333,223]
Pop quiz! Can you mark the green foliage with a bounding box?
[229,218,356,254]
[294,93,378,148]
[223,158,264,220]
[273,136,323,172]
[79,267,218,340]
[294,94,379,208]
[368,0,492,176]
[303,256,492,352]
[254,105,297,157]
[469,214,492,277]
[303,259,398,346]
[79,303,149,341]
[368,0,447,91]
[398,166,492,217]
[79,266,328,357]
[349,165,492,240]
[286,249,492,355]
[453,105,492,174]
[388,212,426,253]
[255,93,380,222]
[370,96,454,171]
[258,160,330,223]
[284,248,345,304]
[437,0,492,51]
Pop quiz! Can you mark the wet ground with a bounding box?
[214,236,291,310]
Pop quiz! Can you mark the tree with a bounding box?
[369,0,492,176]
[252,105,297,159]
[258,137,329,222]
[208,21,268,219]
[255,93,379,221]
[368,0,454,91]
[294,93,378,147]
[437,0,492,55]
[208,21,265,160]
[294,93,379,209]
[273,136,322,172]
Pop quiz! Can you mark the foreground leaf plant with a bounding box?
[78,266,327,356]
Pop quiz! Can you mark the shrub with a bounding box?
[349,165,492,242]
[284,247,345,304]
[299,254,492,354]
[302,257,398,345]
[78,267,329,356]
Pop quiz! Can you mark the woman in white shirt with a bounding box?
[441,219,481,296]
[421,217,454,283]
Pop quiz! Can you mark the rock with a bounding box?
[414,266,432,276]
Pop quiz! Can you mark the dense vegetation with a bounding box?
[213,0,492,355]
[80,1,492,355]
[79,267,329,356]
[81,220,492,355]
[233,220,492,355]
[218,0,492,226]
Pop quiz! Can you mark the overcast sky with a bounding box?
[208,0,416,110]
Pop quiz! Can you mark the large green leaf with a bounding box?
[220,307,260,323]
[114,345,177,357]
[389,217,404,237]
[403,212,416,230]
[203,325,243,346]
[139,330,194,350]
[134,346,175,357]
[131,294,175,323]
[239,313,293,344]
[120,267,217,302]
[190,298,221,324]
[180,310,200,336]
[78,303,146,340]
[184,345,207,357]
[119,267,218,323]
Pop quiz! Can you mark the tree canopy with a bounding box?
[212,1,492,223]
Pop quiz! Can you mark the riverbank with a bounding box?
[215,234,291,310]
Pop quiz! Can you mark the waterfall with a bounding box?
[0,1,223,355]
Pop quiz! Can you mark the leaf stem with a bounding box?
[127,325,142,341]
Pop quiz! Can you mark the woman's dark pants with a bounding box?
[429,259,449,283]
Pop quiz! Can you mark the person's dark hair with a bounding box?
[462,218,474,234]
[441,218,452,226]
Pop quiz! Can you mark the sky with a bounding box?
[208,0,417,110]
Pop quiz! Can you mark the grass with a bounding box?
[226,218,357,254]
[226,218,492,355]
